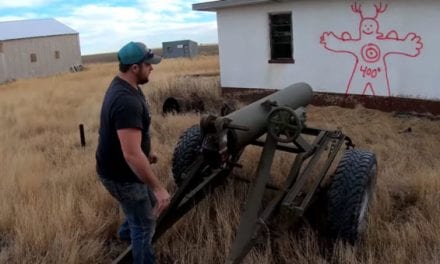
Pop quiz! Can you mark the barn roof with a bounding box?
[193,0,290,11]
[0,18,78,41]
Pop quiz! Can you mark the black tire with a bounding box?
[172,125,202,185]
[326,149,377,244]
[162,97,181,114]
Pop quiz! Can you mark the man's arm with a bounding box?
[117,128,170,216]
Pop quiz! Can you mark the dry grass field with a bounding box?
[0,55,439,264]
[81,44,219,64]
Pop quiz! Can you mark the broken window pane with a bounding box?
[270,13,293,61]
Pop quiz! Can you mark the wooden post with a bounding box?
[79,124,86,147]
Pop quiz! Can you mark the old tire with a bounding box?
[172,125,202,185]
[326,149,377,244]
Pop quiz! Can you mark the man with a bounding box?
[96,41,170,264]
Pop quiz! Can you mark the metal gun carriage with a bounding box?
[114,83,377,263]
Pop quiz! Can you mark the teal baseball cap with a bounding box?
[117,41,162,65]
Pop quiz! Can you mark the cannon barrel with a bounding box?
[224,83,313,149]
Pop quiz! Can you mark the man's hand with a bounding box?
[148,152,158,164]
[153,186,171,218]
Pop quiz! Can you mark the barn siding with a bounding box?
[0,53,5,81]
[0,34,81,83]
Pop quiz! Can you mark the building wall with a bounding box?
[189,41,199,57]
[162,40,198,58]
[0,53,5,82]
[0,34,81,83]
[217,0,440,100]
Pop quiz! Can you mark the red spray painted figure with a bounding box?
[320,2,423,96]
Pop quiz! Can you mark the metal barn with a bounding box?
[0,18,82,84]
[162,40,199,59]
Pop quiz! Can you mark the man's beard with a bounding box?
[136,71,149,85]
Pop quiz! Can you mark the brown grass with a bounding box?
[81,44,219,64]
[0,55,439,263]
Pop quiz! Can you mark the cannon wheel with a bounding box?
[267,106,302,143]
[172,125,202,185]
[326,149,377,244]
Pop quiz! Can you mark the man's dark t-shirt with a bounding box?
[96,76,151,183]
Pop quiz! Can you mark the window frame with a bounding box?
[30,53,37,63]
[268,12,294,64]
[55,50,60,59]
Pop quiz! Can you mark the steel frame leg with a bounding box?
[227,135,278,264]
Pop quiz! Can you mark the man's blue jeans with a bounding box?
[99,176,156,264]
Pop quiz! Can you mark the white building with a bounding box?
[194,0,440,114]
[0,18,82,84]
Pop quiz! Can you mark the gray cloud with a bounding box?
[0,1,217,54]
[55,1,217,54]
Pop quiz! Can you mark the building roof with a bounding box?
[163,39,198,45]
[193,0,289,11]
[0,18,78,41]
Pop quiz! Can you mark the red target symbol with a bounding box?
[361,43,381,63]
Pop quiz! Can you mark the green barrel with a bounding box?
[224,82,313,149]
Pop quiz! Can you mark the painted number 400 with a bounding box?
[360,65,381,78]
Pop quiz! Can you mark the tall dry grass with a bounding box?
[0,55,439,263]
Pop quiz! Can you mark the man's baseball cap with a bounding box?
[117,41,162,65]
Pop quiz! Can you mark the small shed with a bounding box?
[0,18,81,84]
[162,40,199,59]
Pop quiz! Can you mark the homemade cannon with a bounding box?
[114,83,377,263]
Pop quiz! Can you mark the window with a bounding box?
[30,53,37,62]
[269,13,294,63]
[0,42,3,53]
[55,51,60,59]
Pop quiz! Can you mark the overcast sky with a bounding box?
[0,0,218,55]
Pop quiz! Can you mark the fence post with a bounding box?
[79,124,86,147]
